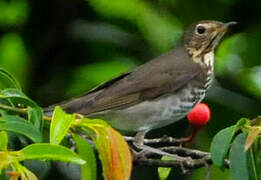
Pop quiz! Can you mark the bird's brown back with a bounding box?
[59,45,202,115]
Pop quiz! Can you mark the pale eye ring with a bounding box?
[196,25,206,35]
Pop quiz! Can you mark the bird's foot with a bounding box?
[132,131,191,162]
[133,143,191,162]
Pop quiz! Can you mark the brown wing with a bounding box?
[60,46,201,115]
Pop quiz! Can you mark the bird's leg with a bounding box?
[132,131,190,161]
[133,131,147,148]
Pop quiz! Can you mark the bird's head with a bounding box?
[182,20,237,57]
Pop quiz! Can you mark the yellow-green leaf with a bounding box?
[50,106,75,145]
[245,127,261,151]
[20,143,85,165]
[82,119,132,180]
[0,131,8,151]
[158,156,173,180]
[235,118,249,130]
[19,164,38,180]
[0,68,21,90]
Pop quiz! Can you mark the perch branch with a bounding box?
[125,135,186,145]
[126,136,230,173]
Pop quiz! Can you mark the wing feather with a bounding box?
[60,46,202,115]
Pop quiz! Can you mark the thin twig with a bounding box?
[128,135,230,172]
[125,135,185,145]
[43,115,52,121]
[0,103,52,121]
[134,150,229,171]
[134,156,210,169]
[140,146,209,158]
[0,104,27,114]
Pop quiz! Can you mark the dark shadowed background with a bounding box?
[0,0,260,179]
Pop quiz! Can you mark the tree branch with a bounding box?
[125,135,187,145]
[126,136,230,173]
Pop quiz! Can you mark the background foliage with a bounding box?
[0,0,260,179]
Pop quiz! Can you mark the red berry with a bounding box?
[187,103,211,127]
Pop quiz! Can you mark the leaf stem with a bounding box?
[0,103,52,121]
[0,103,27,114]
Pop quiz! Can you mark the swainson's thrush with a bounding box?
[45,20,236,153]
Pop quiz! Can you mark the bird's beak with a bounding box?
[205,21,237,51]
[217,21,237,33]
[223,21,237,28]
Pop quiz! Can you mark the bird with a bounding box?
[45,20,236,154]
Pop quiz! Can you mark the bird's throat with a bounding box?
[186,45,215,70]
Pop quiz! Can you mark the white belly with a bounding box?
[91,84,207,133]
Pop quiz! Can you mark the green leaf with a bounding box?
[20,143,85,165]
[50,106,75,145]
[81,118,132,180]
[0,88,43,130]
[158,156,172,180]
[229,133,259,180]
[0,68,21,90]
[28,106,44,132]
[73,134,97,180]
[252,138,261,179]
[210,118,249,167]
[0,114,42,142]
[210,125,236,167]
[0,131,8,151]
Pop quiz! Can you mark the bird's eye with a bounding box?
[196,25,206,34]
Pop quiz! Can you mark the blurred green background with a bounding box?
[0,0,260,179]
